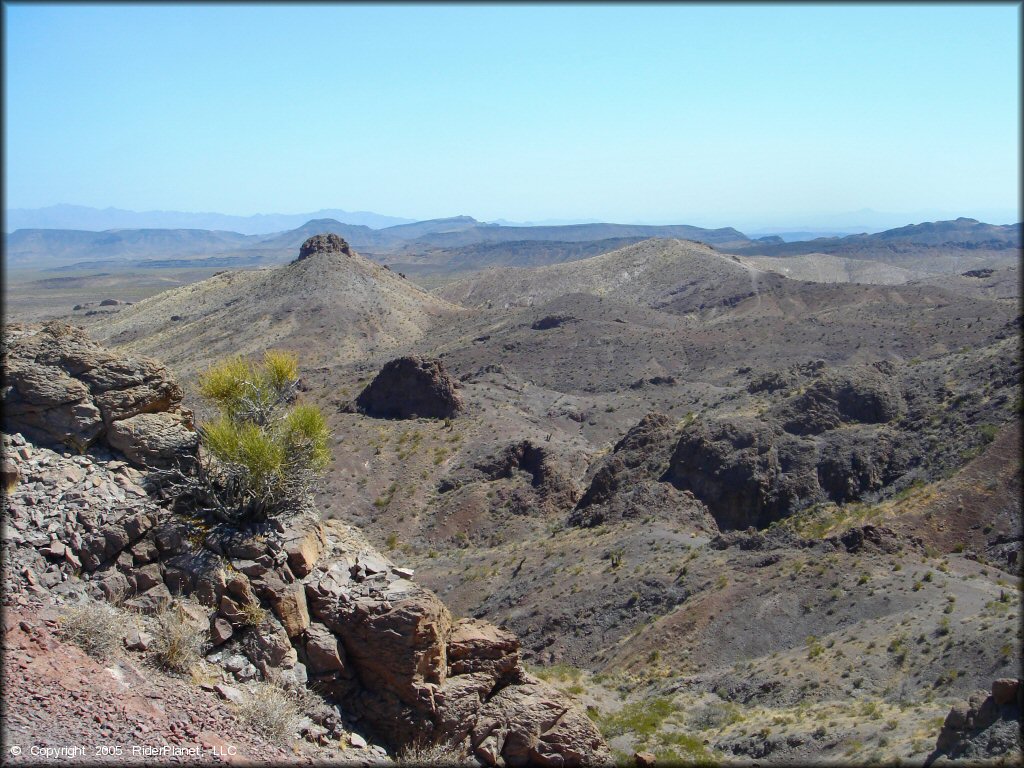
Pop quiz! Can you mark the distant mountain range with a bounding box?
[3,204,415,234]
[4,213,1019,275]
[723,218,1021,258]
[4,216,754,270]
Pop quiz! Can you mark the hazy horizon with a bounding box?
[4,202,1019,237]
[4,4,1020,224]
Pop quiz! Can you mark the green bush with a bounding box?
[185,350,330,522]
[596,697,677,739]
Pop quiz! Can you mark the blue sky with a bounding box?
[3,3,1020,227]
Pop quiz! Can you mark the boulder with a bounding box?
[355,356,463,420]
[992,679,1020,706]
[282,518,326,577]
[447,618,519,679]
[269,581,311,638]
[2,456,20,493]
[211,617,233,645]
[305,622,346,674]
[125,583,173,615]
[2,362,104,450]
[106,412,198,469]
[124,627,153,652]
[331,587,452,706]
[214,684,246,706]
[242,615,298,673]
[1,322,189,457]
[470,674,612,767]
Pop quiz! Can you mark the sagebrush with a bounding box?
[59,600,124,660]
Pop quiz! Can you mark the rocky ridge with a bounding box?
[0,325,610,766]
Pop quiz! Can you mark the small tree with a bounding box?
[186,350,330,523]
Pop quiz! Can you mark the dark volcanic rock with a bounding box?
[777,366,905,435]
[531,314,574,330]
[355,356,463,420]
[928,681,1022,765]
[662,417,823,531]
[962,267,995,278]
[571,413,712,529]
[295,233,352,262]
[815,426,916,502]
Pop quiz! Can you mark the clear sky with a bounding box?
[3,2,1020,227]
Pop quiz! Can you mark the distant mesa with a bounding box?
[294,233,352,263]
[355,356,463,420]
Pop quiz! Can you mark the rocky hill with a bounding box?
[87,236,465,379]
[435,238,781,313]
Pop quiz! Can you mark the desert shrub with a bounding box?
[397,736,469,766]
[238,596,268,627]
[978,423,999,444]
[235,681,300,741]
[59,600,124,660]
[162,350,330,523]
[151,605,204,673]
[597,697,677,739]
[687,700,744,730]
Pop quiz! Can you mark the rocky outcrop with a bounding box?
[106,412,199,469]
[775,365,905,436]
[662,417,823,530]
[1,322,196,468]
[571,413,713,529]
[355,356,463,420]
[1,430,610,766]
[815,426,915,502]
[927,679,1021,765]
[593,401,917,531]
[295,233,352,262]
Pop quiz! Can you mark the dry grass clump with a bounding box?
[397,736,469,766]
[238,597,268,627]
[234,681,300,741]
[59,599,124,660]
[151,606,204,674]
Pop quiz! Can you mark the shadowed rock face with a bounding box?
[570,412,714,529]
[296,233,351,261]
[928,679,1022,765]
[437,439,580,517]
[356,356,463,420]
[662,417,823,531]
